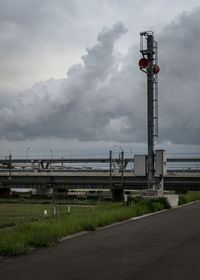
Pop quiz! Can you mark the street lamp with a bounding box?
[113,145,124,152]
[113,145,124,158]
[8,149,12,179]
[113,145,124,188]
[128,147,134,173]
[112,145,120,172]
[113,145,124,173]
[48,148,53,159]
[48,148,53,172]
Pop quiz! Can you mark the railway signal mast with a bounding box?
[139,31,160,189]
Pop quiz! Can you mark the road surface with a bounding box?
[0,202,200,280]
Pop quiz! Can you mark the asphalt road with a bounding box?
[0,202,200,280]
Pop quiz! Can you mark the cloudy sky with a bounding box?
[0,0,200,157]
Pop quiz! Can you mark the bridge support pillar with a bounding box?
[111,188,124,201]
[54,188,68,198]
[0,188,12,197]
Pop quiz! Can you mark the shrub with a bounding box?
[179,191,200,205]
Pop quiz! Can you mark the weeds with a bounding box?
[179,191,200,205]
[0,222,16,229]
[0,198,170,256]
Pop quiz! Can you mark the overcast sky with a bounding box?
[0,0,200,157]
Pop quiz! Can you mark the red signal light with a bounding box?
[139,58,149,68]
[153,64,160,74]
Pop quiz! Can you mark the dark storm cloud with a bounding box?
[0,22,132,141]
[0,8,200,145]
[158,8,200,144]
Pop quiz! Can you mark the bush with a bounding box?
[153,197,171,209]
[178,196,187,205]
[127,196,171,210]
[179,191,200,205]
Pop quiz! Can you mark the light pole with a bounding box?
[8,149,12,180]
[113,145,124,169]
[48,148,53,172]
[128,147,134,173]
[114,145,124,153]
[25,147,32,173]
[113,145,123,172]
[112,145,118,172]
[113,145,124,188]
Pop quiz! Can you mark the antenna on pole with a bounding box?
[139,31,160,189]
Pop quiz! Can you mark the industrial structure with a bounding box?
[139,31,160,189]
[0,153,199,198]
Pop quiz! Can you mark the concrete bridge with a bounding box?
[1,156,200,167]
[0,155,199,197]
[0,171,199,190]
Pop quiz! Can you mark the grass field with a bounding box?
[0,197,170,256]
[0,203,69,229]
[178,191,200,205]
[0,191,199,257]
[0,196,105,206]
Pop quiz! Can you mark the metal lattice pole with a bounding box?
[139,31,160,190]
[147,34,155,189]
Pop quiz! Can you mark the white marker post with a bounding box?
[44,209,48,217]
[124,194,128,207]
[53,206,56,216]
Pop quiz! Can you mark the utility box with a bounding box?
[134,155,147,176]
[155,150,166,176]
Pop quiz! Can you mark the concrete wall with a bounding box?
[164,194,179,207]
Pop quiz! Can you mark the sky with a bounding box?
[0,0,200,157]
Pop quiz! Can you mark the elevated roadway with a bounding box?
[0,156,199,192]
[0,171,200,191]
[1,157,200,164]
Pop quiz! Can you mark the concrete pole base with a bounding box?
[139,189,179,207]
[140,189,163,197]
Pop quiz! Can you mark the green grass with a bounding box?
[178,191,200,205]
[0,203,69,228]
[0,221,16,229]
[0,196,106,206]
[0,198,170,256]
